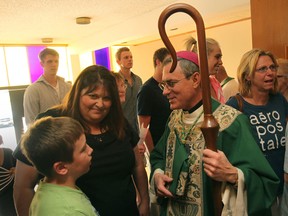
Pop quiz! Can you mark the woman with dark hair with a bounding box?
[226,48,288,215]
[13,65,149,216]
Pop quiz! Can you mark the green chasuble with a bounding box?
[150,99,279,216]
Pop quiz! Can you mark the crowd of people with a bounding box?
[150,50,280,216]
[0,40,287,216]
[14,63,149,216]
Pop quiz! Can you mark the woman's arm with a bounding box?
[132,146,150,216]
[13,160,38,216]
[138,115,154,152]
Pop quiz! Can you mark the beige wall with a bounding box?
[70,19,252,83]
[130,19,252,82]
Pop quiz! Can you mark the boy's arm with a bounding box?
[13,160,38,216]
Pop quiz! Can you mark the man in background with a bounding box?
[116,47,142,133]
[23,48,71,127]
[137,48,171,152]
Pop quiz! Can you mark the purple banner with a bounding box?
[94,47,111,70]
[27,46,46,83]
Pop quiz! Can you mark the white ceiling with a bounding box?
[0,0,250,54]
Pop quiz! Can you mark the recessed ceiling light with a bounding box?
[41,38,53,43]
[76,17,91,25]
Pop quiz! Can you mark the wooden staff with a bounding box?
[158,3,222,216]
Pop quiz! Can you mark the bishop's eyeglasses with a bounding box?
[158,77,188,90]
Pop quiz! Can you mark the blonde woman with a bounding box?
[185,37,225,103]
[226,48,288,215]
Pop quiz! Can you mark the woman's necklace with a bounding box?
[180,110,204,141]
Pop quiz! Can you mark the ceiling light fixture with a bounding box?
[76,17,91,25]
[41,38,53,43]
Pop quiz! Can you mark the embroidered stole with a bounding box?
[165,104,240,216]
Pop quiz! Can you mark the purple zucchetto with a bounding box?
[176,51,199,66]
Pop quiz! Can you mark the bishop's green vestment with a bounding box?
[150,100,279,216]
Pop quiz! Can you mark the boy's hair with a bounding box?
[38,48,59,62]
[21,116,84,178]
[115,47,130,61]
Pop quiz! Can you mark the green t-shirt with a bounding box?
[30,180,99,216]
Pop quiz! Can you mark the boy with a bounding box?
[21,116,99,216]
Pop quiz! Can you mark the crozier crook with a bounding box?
[158,3,222,215]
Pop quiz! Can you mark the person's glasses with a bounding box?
[255,65,278,73]
[158,77,187,91]
[277,74,288,79]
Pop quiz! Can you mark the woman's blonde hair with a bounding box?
[237,48,278,97]
[185,36,219,56]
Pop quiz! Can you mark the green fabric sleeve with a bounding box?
[219,113,279,215]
